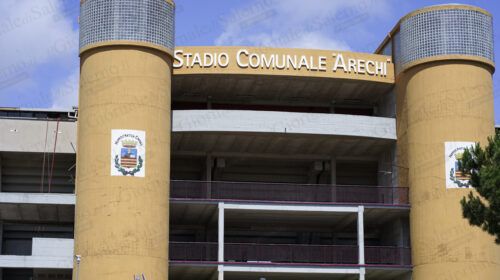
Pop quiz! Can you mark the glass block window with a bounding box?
[400,9,494,67]
[393,31,402,74]
[80,0,175,52]
[381,40,392,57]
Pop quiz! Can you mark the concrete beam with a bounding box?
[0,193,75,205]
[173,110,396,140]
[222,265,360,274]
[173,151,380,162]
[0,255,72,269]
[223,203,358,213]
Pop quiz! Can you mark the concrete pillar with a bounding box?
[330,158,337,185]
[218,265,224,280]
[391,144,398,188]
[378,147,394,187]
[0,155,2,192]
[358,206,365,265]
[359,267,366,280]
[330,158,336,203]
[0,221,2,280]
[74,1,175,279]
[308,161,323,184]
[391,145,399,204]
[218,203,224,263]
[213,158,226,181]
[378,146,398,203]
[206,155,213,198]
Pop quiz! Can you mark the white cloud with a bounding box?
[0,0,79,108]
[243,31,352,51]
[215,0,391,51]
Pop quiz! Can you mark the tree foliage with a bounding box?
[458,131,500,244]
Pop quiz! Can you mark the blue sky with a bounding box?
[0,0,499,122]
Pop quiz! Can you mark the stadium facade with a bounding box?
[0,1,499,279]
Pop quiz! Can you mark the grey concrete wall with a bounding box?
[0,119,76,153]
[377,88,396,118]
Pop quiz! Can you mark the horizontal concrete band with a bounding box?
[0,256,72,269]
[0,193,75,205]
[222,265,361,274]
[174,110,396,139]
[222,202,360,213]
[0,110,396,153]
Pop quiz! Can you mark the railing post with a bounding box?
[358,205,365,265]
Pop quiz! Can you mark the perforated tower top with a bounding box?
[79,0,175,53]
[400,6,494,67]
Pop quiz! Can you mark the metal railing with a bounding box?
[225,243,358,264]
[171,180,409,205]
[169,242,217,262]
[365,246,412,265]
[169,242,411,266]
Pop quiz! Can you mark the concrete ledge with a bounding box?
[0,255,72,269]
[222,264,361,274]
[32,238,74,257]
[173,110,396,140]
[0,193,76,205]
[1,111,396,153]
[222,202,359,213]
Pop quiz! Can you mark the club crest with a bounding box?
[134,273,146,280]
[111,129,146,177]
[445,142,473,189]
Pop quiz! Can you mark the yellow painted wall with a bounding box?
[399,59,500,279]
[74,45,172,279]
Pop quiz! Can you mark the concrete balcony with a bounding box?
[0,193,75,223]
[173,110,396,139]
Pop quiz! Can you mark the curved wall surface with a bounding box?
[396,5,500,280]
[75,0,175,279]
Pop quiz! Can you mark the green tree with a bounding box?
[458,131,500,244]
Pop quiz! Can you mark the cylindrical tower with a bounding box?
[75,0,175,279]
[396,5,500,279]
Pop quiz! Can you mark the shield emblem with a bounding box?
[454,161,470,180]
[134,273,146,280]
[121,147,138,168]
